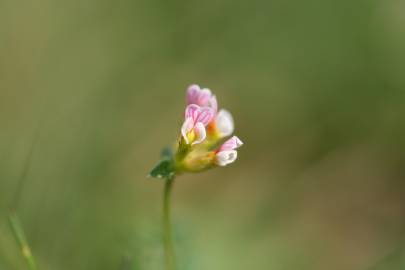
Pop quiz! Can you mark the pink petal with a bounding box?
[186,84,201,104]
[185,104,200,122]
[197,88,212,106]
[195,107,215,126]
[219,136,243,151]
[192,122,207,145]
[209,95,218,113]
[186,84,218,111]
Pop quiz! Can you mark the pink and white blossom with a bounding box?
[181,104,215,145]
[215,136,243,166]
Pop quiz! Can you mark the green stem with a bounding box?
[163,177,176,270]
[8,211,38,270]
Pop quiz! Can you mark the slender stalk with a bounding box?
[163,177,176,270]
[8,211,38,270]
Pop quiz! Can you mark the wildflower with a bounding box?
[151,85,244,270]
[150,84,243,179]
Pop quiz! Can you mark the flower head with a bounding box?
[150,84,243,179]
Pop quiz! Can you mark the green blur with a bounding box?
[1,0,405,269]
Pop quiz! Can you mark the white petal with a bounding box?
[215,150,238,166]
[215,109,234,137]
[192,122,206,145]
[181,117,194,144]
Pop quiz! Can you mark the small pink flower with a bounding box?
[181,104,215,145]
[187,84,218,112]
[215,136,243,166]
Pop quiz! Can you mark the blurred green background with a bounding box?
[1,0,405,269]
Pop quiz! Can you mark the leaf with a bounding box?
[149,158,176,180]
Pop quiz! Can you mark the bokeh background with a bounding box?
[1,0,405,269]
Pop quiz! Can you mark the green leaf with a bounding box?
[149,158,176,180]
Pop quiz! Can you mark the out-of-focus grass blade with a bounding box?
[8,211,38,270]
[7,128,40,269]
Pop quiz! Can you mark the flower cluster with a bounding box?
[150,84,243,179]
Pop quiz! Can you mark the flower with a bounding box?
[150,84,243,180]
[187,84,218,112]
[181,104,215,145]
[215,136,243,166]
